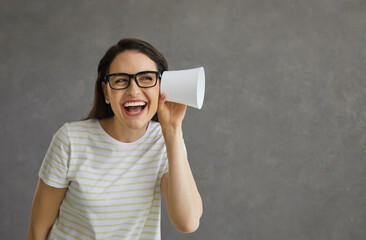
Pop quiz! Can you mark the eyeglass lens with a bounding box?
[109,72,157,89]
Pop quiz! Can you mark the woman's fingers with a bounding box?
[158,92,168,112]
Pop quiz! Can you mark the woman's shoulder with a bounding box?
[56,119,99,135]
[148,121,162,133]
[64,119,98,128]
[144,121,164,140]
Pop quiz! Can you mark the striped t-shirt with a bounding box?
[39,119,169,240]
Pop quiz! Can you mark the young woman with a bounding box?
[28,38,203,240]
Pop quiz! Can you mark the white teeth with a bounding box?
[124,102,146,107]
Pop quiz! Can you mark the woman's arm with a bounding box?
[158,93,203,233]
[161,128,203,233]
[27,178,67,240]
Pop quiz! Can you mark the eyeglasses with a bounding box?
[104,71,161,90]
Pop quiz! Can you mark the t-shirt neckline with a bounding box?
[94,118,151,146]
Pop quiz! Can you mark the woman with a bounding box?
[28,38,203,239]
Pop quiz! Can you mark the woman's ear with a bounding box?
[101,82,110,104]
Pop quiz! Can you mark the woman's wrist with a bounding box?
[162,124,183,141]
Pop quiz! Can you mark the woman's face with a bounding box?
[102,50,160,130]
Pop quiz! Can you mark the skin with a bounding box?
[27,179,67,239]
[27,50,203,239]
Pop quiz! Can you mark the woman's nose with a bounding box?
[126,78,141,96]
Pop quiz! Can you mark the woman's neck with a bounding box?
[99,117,148,143]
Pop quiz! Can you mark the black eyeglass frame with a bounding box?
[104,71,162,90]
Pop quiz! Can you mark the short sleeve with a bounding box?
[38,124,70,188]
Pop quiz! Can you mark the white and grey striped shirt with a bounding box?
[39,119,169,240]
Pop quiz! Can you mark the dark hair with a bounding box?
[85,38,168,121]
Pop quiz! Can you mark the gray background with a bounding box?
[1,0,365,239]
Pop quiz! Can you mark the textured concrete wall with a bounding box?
[1,0,365,239]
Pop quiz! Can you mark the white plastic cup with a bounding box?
[160,67,205,109]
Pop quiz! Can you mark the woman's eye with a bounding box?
[115,78,128,83]
[140,76,153,81]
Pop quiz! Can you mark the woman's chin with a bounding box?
[126,121,148,130]
[121,115,151,130]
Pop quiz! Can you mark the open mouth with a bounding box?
[123,101,147,115]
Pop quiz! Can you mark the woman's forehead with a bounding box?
[109,51,157,74]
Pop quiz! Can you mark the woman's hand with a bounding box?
[157,92,187,131]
